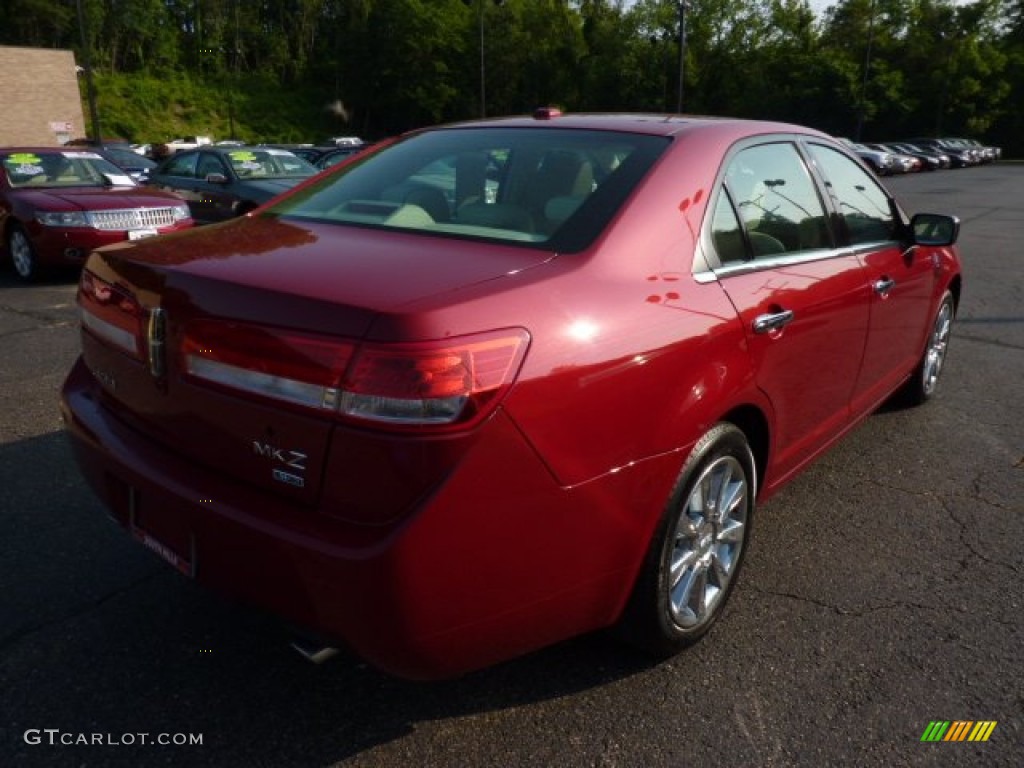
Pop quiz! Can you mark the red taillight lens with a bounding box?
[182,321,529,431]
[341,331,530,428]
[78,269,145,359]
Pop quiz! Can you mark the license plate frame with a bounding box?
[128,493,196,577]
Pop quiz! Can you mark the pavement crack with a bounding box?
[0,567,164,656]
[953,330,1024,353]
[938,491,1021,575]
[854,477,1021,574]
[747,587,1017,624]
[0,301,75,326]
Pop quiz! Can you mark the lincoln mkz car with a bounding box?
[61,113,962,679]
[1,148,192,281]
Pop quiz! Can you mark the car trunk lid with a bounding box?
[77,215,550,506]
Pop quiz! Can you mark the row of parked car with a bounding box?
[840,136,1002,175]
[0,139,376,280]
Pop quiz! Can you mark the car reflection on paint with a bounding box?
[62,111,962,679]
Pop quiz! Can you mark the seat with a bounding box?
[403,186,450,222]
[457,202,533,232]
[748,231,786,256]
[526,151,594,234]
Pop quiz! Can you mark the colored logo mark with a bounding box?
[920,721,997,742]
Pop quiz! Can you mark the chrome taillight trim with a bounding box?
[186,355,341,411]
[80,306,139,356]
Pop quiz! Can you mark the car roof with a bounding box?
[0,146,111,153]
[181,145,299,155]
[432,112,829,141]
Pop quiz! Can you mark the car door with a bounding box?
[151,150,203,213]
[707,140,871,486]
[805,142,936,416]
[192,151,237,223]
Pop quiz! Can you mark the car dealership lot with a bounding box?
[2,166,1021,766]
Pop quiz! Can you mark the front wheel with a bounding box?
[900,290,955,406]
[618,423,755,657]
[8,225,39,282]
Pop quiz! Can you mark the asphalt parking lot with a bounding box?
[1,166,1021,767]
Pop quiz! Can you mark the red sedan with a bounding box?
[60,113,962,679]
[1,148,192,281]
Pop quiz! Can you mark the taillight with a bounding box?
[182,321,529,431]
[341,331,530,427]
[78,269,146,359]
[181,320,355,411]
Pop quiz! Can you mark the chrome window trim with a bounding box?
[698,238,898,282]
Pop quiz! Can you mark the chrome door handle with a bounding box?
[753,309,795,334]
[874,277,896,295]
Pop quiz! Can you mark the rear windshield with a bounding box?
[269,127,668,252]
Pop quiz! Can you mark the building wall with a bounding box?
[0,46,86,146]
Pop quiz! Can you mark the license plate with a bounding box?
[128,228,158,240]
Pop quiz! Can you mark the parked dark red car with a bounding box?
[1,148,193,281]
[61,113,962,679]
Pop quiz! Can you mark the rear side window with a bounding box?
[807,143,897,245]
[161,152,198,179]
[719,142,831,261]
[269,128,668,252]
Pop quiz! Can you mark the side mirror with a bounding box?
[911,213,960,246]
[205,173,228,184]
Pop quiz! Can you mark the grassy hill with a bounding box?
[88,71,353,146]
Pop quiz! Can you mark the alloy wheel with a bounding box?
[667,455,749,630]
[921,297,953,397]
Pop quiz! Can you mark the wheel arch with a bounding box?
[1,214,21,252]
[947,273,962,314]
[719,404,770,499]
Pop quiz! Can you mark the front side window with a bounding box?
[196,153,228,179]
[806,143,897,245]
[269,128,668,251]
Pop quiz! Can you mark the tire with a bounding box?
[618,423,756,657]
[8,225,39,282]
[900,290,955,406]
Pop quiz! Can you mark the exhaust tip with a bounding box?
[289,635,340,665]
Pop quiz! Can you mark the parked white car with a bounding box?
[164,136,213,153]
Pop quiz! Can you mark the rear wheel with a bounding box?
[619,423,755,656]
[900,290,955,406]
[8,225,39,282]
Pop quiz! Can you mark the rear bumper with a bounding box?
[60,357,663,678]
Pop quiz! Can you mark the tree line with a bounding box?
[4,0,1022,154]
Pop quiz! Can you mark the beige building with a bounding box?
[0,45,86,146]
